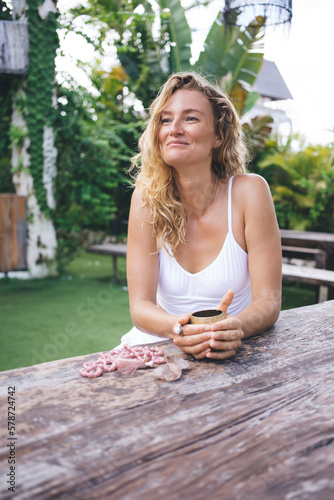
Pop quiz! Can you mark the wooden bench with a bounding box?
[282,263,334,302]
[282,245,327,269]
[280,230,334,300]
[85,242,334,301]
[280,229,334,267]
[86,243,127,282]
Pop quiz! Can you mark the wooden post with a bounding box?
[112,255,118,282]
[0,194,27,272]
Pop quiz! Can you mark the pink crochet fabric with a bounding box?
[79,344,165,378]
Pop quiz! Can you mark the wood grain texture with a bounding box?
[0,194,27,272]
[282,263,334,287]
[280,229,334,274]
[1,301,334,499]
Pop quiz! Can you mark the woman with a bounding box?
[120,72,282,360]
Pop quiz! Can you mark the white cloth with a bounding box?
[120,175,252,346]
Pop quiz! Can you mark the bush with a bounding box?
[251,136,334,232]
[54,84,143,271]
[0,75,17,194]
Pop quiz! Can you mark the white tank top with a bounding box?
[120,175,252,347]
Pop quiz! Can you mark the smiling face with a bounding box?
[158,89,220,171]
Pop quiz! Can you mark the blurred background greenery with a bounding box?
[0,251,316,372]
[0,0,331,371]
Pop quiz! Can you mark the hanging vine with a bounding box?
[26,0,59,216]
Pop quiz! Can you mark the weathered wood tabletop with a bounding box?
[1,301,334,500]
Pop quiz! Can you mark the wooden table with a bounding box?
[1,301,334,499]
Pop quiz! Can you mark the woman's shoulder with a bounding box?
[128,189,155,234]
[232,173,271,200]
[232,174,274,215]
[232,173,269,189]
[131,186,144,204]
[131,188,152,216]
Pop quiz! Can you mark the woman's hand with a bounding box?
[172,313,215,360]
[206,289,244,359]
[173,289,244,360]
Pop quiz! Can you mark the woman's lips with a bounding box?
[166,141,189,146]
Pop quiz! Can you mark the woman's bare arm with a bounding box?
[203,174,282,359]
[127,189,213,354]
[236,174,282,337]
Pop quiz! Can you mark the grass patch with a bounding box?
[0,250,319,372]
[281,282,316,310]
[0,251,131,372]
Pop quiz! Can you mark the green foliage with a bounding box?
[0,251,132,370]
[253,136,334,232]
[9,123,27,148]
[54,82,143,272]
[53,0,267,272]
[0,74,16,193]
[0,0,12,20]
[26,0,59,217]
[67,1,265,113]
[243,114,273,160]
[162,0,192,72]
[0,3,26,193]
[197,13,264,95]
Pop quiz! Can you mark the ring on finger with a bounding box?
[173,324,183,336]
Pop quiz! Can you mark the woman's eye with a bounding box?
[186,116,198,122]
[161,117,171,124]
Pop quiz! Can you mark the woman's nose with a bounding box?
[169,119,184,135]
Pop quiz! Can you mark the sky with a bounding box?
[57,0,334,146]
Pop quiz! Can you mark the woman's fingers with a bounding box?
[172,313,191,335]
[173,322,213,338]
[206,349,237,360]
[207,315,244,356]
[192,348,211,360]
[174,331,211,347]
[209,339,242,351]
[210,317,244,340]
[216,289,234,314]
[173,310,244,362]
[174,336,212,356]
[211,328,244,341]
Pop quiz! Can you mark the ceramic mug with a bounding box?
[190,309,226,325]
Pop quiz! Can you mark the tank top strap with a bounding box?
[228,175,235,232]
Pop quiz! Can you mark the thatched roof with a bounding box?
[254,60,293,100]
[0,21,29,74]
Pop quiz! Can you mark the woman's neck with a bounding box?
[174,169,221,218]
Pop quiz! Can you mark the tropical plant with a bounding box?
[54,80,143,271]
[66,0,265,114]
[253,135,334,232]
[243,114,273,160]
[0,0,20,193]
[0,74,16,193]
[53,0,270,269]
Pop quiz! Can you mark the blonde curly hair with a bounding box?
[131,72,248,254]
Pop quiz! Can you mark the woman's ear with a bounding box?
[213,136,222,149]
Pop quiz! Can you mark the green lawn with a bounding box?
[0,250,317,372]
[0,251,132,372]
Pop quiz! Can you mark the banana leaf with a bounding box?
[223,19,264,89]
[196,14,240,75]
[117,45,141,80]
[243,90,261,115]
[195,13,264,91]
[160,0,192,72]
